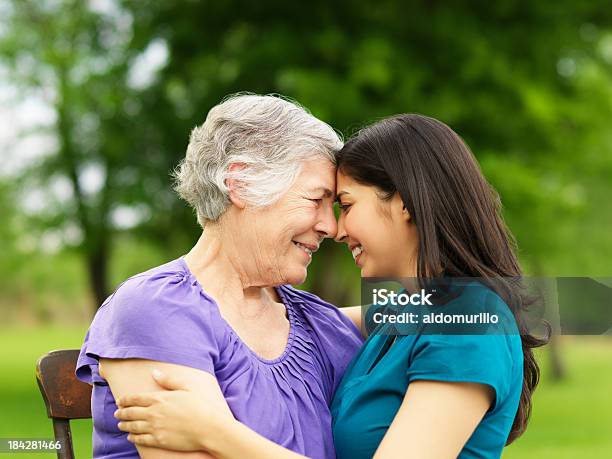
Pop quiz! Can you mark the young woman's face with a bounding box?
[335,170,418,278]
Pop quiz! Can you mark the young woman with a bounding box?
[114,114,546,458]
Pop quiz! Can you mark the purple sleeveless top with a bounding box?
[76,257,363,458]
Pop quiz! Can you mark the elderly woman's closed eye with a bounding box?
[76,94,363,459]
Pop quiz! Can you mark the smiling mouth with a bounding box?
[293,241,315,256]
[351,245,363,261]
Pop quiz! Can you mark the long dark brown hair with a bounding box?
[336,114,548,444]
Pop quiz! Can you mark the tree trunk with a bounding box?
[549,335,566,380]
[87,238,109,314]
[532,263,565,381]
[56,63,111,316]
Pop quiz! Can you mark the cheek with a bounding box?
[289,206,318,234]
[362,217,396,255]
[272,207,317,248]
[346,206,375,241]
[345,208,372,245]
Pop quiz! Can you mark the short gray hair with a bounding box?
[173,93,343,226]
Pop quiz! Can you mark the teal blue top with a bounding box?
[331,283,523,459]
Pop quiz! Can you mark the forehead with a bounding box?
[336,170,376,199]
[296,158,336,191]
[336,169,358,190]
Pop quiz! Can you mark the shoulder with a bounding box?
[413,281,521,360]
[77,258,222,382]
[281,285,358,329]
[280,284,337,310]
[280,285,363,350]
[97,258,213,323]
[408,333,522,410]
[86,257,222,352]
[104,258,189,305]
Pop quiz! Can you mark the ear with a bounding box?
[392,192,411,223]
[401,205,412,223]
[226,163,247,209]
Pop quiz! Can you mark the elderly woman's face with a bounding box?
[248,158,337,285]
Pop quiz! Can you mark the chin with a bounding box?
[360,265,379,278]
[284,266,308,285]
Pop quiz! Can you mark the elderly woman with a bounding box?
[76,94,363,459]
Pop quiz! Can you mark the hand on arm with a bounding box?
[109,362,307,459]
[100,358,229,458]
[373,380,494,459]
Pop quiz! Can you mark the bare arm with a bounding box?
[205,421,307,459]
[113,368,307,459]
[100,358,228,458]
[373,380,494,458]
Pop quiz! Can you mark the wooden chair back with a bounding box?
[36,349,92,459]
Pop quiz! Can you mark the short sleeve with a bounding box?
[76,271,219,385]
[406,333,520,411]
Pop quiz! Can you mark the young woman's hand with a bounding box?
[114,369,234,453]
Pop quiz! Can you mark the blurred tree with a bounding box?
[1,0,612,316]
[1,0,126,309]
[0,180,20,291]
[125,0,612,298]
[0,0,198,311]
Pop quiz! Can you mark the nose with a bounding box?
[334,212,347,243]
[315,202,338,239]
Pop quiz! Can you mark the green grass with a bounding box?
[503,337,612,458]
[0,326,92,458]
[0,327,610,458]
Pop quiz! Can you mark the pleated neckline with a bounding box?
[178,256,298,366]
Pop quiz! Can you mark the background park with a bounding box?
[0,1,611,457]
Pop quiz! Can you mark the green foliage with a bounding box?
[125,0,612,284]
[0,0,611,310]
[0,3,611,454]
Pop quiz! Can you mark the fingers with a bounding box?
[117,420,151,435]
[127,433,158,447]
[114,406,149,421]
[152,369,188,391]
[117,393,156,408]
